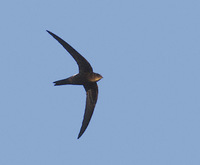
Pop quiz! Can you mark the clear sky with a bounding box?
[0,0,200,164]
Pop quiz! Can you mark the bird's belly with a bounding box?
[71,73,101,84]
[70,74,88,85]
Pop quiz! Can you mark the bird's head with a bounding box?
[91,73,103,82]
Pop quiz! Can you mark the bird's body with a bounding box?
[54,72,102,86]
[47,30,102,139]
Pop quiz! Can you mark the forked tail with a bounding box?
[53,78,72,86]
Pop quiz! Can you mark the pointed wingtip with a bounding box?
[46,30,51,34]
[46,30,54,36]
[77,124,87,139]
[77,132,82,139]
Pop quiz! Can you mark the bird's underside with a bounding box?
[47,30,102,139]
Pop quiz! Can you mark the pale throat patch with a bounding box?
[90,75,102,82]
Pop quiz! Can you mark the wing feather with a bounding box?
[47,30,93,73]
[78,82,98,139]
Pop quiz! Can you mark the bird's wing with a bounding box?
[47,30,93,73]
[78,82,98,139]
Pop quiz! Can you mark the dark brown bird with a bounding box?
[47,30,102,139]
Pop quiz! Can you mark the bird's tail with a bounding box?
[53,78,72,86]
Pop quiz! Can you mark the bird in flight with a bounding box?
[47,30,103,139]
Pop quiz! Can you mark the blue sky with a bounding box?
[0,0,200,164]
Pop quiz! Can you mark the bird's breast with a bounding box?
[87,73,102,82]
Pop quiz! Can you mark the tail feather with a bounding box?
[53,78,71,86]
